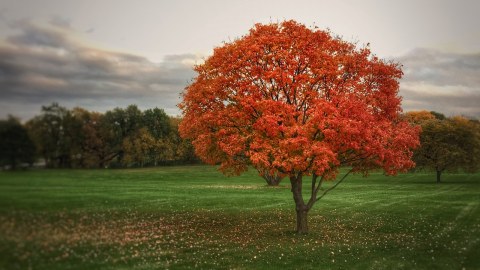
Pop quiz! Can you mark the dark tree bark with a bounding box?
[290,174,310,234]
[296,208,309,234]
[257,168,283,186]
[288,170,353,234]
[263,173,283,186]
[436,170,442,183]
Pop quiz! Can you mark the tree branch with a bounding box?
[316,168,353,202]
[307,175,324,209]
[311,173,318,195]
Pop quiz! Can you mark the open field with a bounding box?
[0,166,479,269]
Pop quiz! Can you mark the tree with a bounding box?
[122,127,158,167]
[179,21,420,233]
[22,103,194,168]
[102,105,143,167]
[402,110,435,125]
[70,108,109,168]
[166,117,197,164]
[26,103,77,168]
[430,111,446,120]
[0,116,36,170]
[141,108,173,166]
[410,112,480,183]
[143,108,171,139]
[256,167,284,186]
[64,108,85,168]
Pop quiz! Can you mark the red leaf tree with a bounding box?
[179,21,420,234]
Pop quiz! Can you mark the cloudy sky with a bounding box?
[1,0,479,121]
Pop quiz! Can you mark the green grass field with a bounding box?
[0,166,479,269]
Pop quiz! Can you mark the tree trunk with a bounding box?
[436,170,441,183]
[296,208,309,234]
[290,174,310,234]
[263,174,282,186]
[257,168,283,186]
[10,155,17,170]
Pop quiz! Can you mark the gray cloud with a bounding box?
[398,48,480,118]
[7,20,71,49]
[0,20,199,121]
[3,22,478,121]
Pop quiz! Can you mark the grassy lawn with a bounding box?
[0,166,479,269]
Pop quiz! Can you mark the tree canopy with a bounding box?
[22,103,196,169]
[0,116,36,170]
[179,20,420,233]
[406,111,480,183]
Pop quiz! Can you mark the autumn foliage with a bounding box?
[179,21,420,233]
[405,111,480,183]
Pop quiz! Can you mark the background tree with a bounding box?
[179,21,420,234]
[166,117,197,164]
[409,111,480,183]
[430,111,446,120]
[102,105,143,167]
[64,108,85,168]
[143,108,171,139]
[26,103,77,168]
[402,110,436,125]
[142,108,172,166]
[256,167,284,186]
[0,116,36,170]
[70,108,109,168]
[15,102,197,169]
[122,127,157,167]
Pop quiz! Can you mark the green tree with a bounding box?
[0,116,36,170]
[64,108,85,168]
[102,105,143,166]
[430,111,446,120]
[141,108,172,166]
[26,103,77,168]
[143,108,171,139]
[122,127,158,167]
[167,117,197,164]
[412,114,480,183]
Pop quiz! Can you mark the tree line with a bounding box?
[1,104,479,183]
[0,103,197,169]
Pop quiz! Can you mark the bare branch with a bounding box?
[316,168,353,202]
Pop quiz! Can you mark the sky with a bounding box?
[1,0,479,121]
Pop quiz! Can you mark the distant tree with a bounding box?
[403,110,435,125]
[122,127,158,167]
[140,108,174,166]
[143,108,171,139]
[7,103,199,169]
[256,167,284,186]
[26,103,77,168]
[70,108,110,168]
[0,116,36,170]
[64,108,85,168]
[179,20,420,233]
[410,113,480,183]
[430,111,446,120]
[102,105,144,166]
[167,117,197,164]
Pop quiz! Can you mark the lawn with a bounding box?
[0,166,479,269]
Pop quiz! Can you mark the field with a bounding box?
[0,166,479,269]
